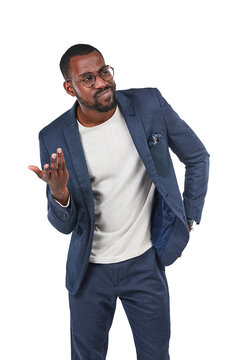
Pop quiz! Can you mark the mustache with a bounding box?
[94,86,114,99]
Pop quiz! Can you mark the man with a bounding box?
[29,44,209,360]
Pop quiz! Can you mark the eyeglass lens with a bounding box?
[82,67,114,87]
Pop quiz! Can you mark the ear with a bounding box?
[63,81,76,97]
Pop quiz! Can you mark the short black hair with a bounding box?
[59,44,103,80]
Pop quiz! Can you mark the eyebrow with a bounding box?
[78,65,107,78]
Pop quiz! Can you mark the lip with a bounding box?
[95,88,113,98]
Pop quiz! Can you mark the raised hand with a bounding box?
[28,148,70,206]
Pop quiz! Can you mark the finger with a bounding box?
[42,163,51,180]
[57,148,65,171]
[28,165,44,178]
[50,153,57,173]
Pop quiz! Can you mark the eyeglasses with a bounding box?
[67,65,114,88]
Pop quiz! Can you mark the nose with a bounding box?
[94,74,108,89]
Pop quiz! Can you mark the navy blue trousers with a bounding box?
[68,246,170,360]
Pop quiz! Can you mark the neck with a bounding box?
[76,104,117,127]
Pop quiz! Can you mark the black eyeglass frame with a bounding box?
[66,65,114,88]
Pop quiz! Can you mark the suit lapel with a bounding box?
[63,103,94,218]
[115,91,166,195]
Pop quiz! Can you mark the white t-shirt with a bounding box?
[77,106,155,263]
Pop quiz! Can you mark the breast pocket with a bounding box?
[148,132,170,176]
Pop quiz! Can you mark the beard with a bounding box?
[75,84,117,113]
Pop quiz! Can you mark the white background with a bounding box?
[1,0,239,359]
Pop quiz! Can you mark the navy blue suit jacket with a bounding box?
[39,88,209,295]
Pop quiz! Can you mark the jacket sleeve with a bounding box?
[39,131,78,234]
[154,88,210,224]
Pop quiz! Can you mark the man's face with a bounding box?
[65,51,116,113]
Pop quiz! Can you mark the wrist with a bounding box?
[51,188,69,206]
[187,218,195,232]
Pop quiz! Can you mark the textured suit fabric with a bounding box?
[69,246,170,360]
[39,87,209,295]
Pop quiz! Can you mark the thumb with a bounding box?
[28,165,44,178]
